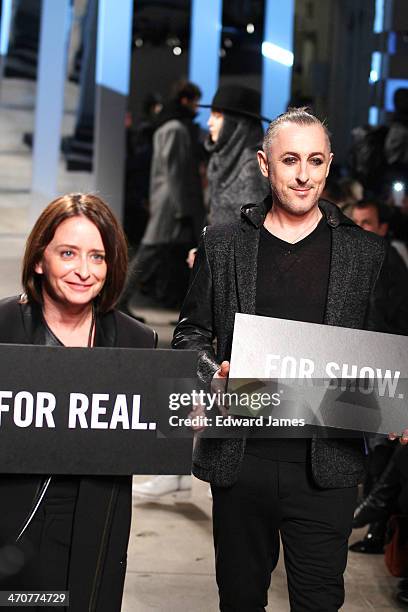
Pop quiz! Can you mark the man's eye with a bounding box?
[283,157,296,165]
[310,158,323,166]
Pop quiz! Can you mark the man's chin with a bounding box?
[278,200,319,216]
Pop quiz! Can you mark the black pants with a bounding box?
[211,454,357,612]
[1,485,77,611]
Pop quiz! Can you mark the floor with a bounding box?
[0,76,404,611]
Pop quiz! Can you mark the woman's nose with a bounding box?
[76,257,90,278]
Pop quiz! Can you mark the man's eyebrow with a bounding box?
[279,151,326,157]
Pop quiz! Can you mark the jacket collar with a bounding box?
[240,194,355,230]
[234,195,357,319]
[20,300,117,348]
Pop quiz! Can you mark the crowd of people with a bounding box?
[1,82,408,611]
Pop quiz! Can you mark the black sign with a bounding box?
[0,345,196,475]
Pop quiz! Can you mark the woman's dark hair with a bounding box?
[21,193,128,313]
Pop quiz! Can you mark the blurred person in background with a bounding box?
[186,84,270,270]
[124,92,163,248]
[321,175,363,217]
[202,84,270,225]
[351,199,408,266]
[349,198,408,558]
[385,88,408,173]
[350,88,408,204]
[121,80,205,312]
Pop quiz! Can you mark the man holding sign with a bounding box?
[173,108,408,611]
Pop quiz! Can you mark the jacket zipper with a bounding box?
[15,476,52,542]
[88,484,119,611]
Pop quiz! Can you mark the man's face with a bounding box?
[181,96,200,114]
[257,123,333,216]
[351,205,387,236]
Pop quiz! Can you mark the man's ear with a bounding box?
[326,152,334,178]
[378,222,389,237]
[257,150,269,178]
[34,261,43,275]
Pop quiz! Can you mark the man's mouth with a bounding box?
[290,187,314,198]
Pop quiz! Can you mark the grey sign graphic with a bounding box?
[228,314,408,434]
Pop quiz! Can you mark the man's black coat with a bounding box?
[173,197,408,489]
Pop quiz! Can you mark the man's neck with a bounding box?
[263,203,322,244]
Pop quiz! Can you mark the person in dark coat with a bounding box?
[202,84,270,225]
[127,80,205,308]
[172,108,408,611]
[385,88,408,169]
[0,193,156,611]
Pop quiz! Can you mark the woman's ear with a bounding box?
[34,261,43,275]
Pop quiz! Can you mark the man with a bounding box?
[172,108,408,611]
[123,79,205,311]
[351,199,408,266]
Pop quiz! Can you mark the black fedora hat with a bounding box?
[199,84,271,123]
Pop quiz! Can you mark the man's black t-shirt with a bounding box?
[245,215,331,461]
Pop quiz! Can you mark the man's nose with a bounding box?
[296,161,309,184]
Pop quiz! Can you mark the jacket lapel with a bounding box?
[234,224,259,314]
[324,228,356,326]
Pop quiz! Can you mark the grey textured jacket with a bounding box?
[205,115,270,225]
[172,197,408,489]
[142,118,205,246]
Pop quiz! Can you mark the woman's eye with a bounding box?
[91,253,105,262]
[61,250,73,258]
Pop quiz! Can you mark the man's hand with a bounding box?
[188,402,207,432]
[388,430,408,444]
[186,248,198,269]
[213,360,230,380]
[189,362,231,432]
[211,361,230,416]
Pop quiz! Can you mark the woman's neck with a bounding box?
[41,292,95,347]
[41,293,93,329]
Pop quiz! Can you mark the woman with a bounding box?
[0,193,156,610]
[184,85,271,271]
[203,84,270,225]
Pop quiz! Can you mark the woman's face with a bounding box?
[207,111,224,143]
[35,216,107,308]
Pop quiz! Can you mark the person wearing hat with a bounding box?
[203,84,270,226]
